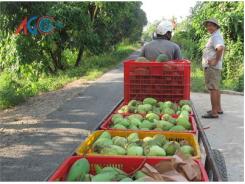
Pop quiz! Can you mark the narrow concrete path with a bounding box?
[191,93,244,181]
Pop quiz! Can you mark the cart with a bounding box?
[45,97,228,181]
[91,98,228,181]
[46,57,228,181]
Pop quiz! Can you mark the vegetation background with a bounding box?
[0,1,146,109]
[143,1,244,92]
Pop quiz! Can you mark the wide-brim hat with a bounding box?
[203,19,220,28]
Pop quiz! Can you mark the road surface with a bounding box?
[0,53,243,181]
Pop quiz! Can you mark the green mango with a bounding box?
[66,158,90,181]
[99,131,111,139]
[127,114,143,121]
[128,117,141,127]
[153,134,167,146]
[129,124,139,130]
[146,112,160,121]
[113,124,127,130]
[179,100,192,107]
[128,105,137,113]
[168,117,177,124]
[180,145,194,156]
[156,54,170,62]
[92,138,113,153]
[142,137,156,147]
[163,141,180,156]
[91,172,117,181]
[137,104,153,113]
[128,100,138,107]
[127,146,143,156]
[112,136,127,148]
[119,119,130,127]
[161,114,171,121]
[152,106,161,115]
[169,125,186,132]
[136,57,149,62]
[162,108,175,115]
[144,145,166,156]
[159,101,172,110]
[127,133,140,143]
[134,171,146,179]
[181,105,192,112]
[111,114,123,123]
[176,117,191,130]
[155,120,174,130]
[139,120,154,129]
[117,105,129,113]
[95,165,102,174]
[137,104,147,114]
[113,117,124,124]
[143,97,157,106]
[83,174,91,181]
[101,145,126,155]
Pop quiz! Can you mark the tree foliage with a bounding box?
[172,1,244,91]
[0,1,147,74]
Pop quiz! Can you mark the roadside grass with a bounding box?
[191,63,240,93]
[191,66,206,92]
[0,42,139,109]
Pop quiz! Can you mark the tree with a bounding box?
[172,1,244,91]
[0,1,147,72]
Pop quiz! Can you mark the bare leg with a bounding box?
[217,90,222,112]
[210,90,214,110]
[210,90,219,115]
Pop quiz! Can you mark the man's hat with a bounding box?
[156,20,173,35]
[203,19,220,28]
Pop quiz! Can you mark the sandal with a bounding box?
[202,113,219,119]
[207,110,224,114]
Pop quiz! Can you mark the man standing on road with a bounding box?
[139,20,181,60]
[201,19,225,119]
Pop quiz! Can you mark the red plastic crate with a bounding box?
[124,60,191,103]
[99,111,197,134]
[48,156,208,181]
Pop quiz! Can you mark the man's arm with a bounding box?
[208,36,225,65]
[208,46,224,65]
[215,46,224,64]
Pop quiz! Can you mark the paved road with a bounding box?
[0,52,243,181]
[191,93,244,181]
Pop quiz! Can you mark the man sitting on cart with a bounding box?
[139,20,182,61]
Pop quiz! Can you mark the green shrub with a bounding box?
[0,42,138,109]
[0,72,25,108]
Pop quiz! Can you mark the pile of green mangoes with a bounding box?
[91,131,194,157]
[110,98,192,131]
[118,98,192,116]
[66,157,148,181]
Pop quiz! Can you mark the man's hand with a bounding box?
[208,59,218,66]
[208,46,224,66]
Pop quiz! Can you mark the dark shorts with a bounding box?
[204,67,221,90]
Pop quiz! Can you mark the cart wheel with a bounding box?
[211,149,228,181]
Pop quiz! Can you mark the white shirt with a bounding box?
[202,29,225,69]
